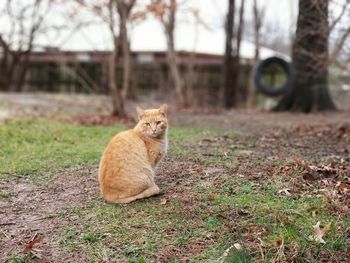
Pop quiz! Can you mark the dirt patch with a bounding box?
[68,114,136,126]
[0,166,99,262]
[0,93,110,120]
[2,92,349,130]
[0,92,167,122]
[172,110,350,136]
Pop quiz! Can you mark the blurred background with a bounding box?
[0,0,349,119]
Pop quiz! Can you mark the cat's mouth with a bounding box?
[149,132,163,138]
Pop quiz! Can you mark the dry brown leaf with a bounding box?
[160,198,167,205]
[207,194,216,201]
[336,181,350,190]
[275,239,284,247]
[302,171,319,181]
[283,216,290,225]
[309,221,331,244]
[24,233,43,252]
[189,167,204,174]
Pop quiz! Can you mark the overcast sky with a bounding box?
[0,0,299,55]
[47,0,297,53]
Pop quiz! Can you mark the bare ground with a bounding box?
[0,167,99,262]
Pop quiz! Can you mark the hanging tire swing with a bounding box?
[253,56,295,97]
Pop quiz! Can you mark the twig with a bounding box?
[0,222,16,226]
[0,229,10,239]
[258,237,265,261]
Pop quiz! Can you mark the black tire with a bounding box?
[253,56,294,97]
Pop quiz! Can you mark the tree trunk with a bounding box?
[116,0,135,100]
[186,51,196,108]
[109,49,125,117]
[274,0,336,112]
[119,15,131,100]
[246,0,261,108]
[0,64,11,91]
[236,0,245,59]
[223,0,235,108]
[14,57,29,92]
[164,0,188,108]
[0,49,32,93]
[0,72,9,91]
[0,36,20,91]
[0,38,10,91]
[166,36,187,108]
[186,10,200,109]
[7,55,21,92]
[235,0,245,104]
[108,0,126,117]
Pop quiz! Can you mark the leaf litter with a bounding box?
[309,221,331,244]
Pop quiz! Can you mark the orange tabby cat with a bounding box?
[98,104,168,204]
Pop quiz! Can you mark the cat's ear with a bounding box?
[136,106,145,120]
[159,104,168,117]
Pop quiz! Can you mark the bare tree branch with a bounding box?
[330,27,350,64]
[236,0,245,58]
[329,0,349,32]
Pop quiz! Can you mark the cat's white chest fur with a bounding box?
[163,132,168,155]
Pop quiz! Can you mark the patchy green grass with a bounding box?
[57,199,211,261]
[0,190,11,199]
[0,120,214,178]
[5,254,34,263]
[168,127,216,156]
[0,120,122,177]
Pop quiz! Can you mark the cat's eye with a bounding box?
[145,122,150,126]
[156,121,162,125]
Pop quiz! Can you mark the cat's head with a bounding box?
[135,104,168,138]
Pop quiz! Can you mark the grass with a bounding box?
[0,120,212,178]
[0,190,11,199]
[5,253,37,263]
[57,198,213,261]
[1,119,349,262]
[168,126,216,156]
[0,120,122,177]
[52,172,348,262]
